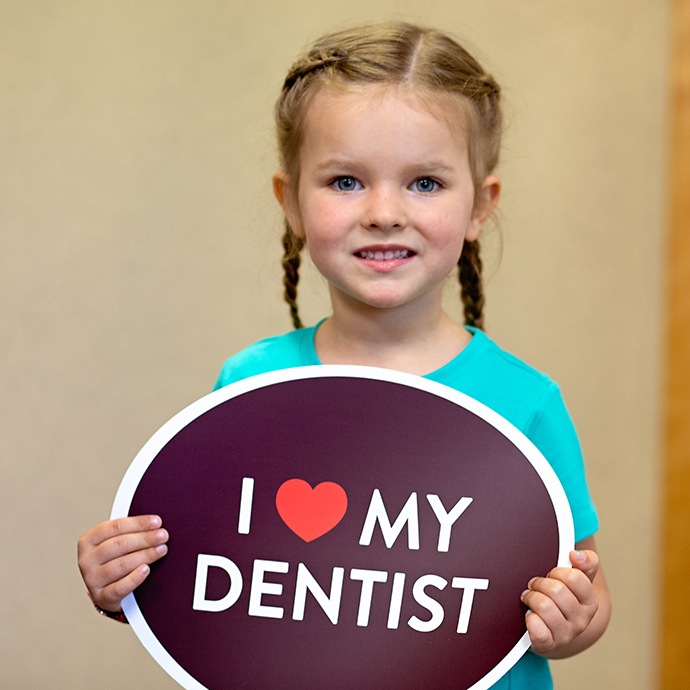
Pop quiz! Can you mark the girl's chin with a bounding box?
[330,288,442,315]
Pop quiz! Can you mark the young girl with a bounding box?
[78,21,610,688]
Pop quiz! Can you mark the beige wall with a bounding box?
[1,1,667,688]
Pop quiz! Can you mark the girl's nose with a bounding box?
[364,188,405,231]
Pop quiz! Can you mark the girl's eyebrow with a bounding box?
[410,161,457,174]
[313,158,458,174]
[313,158,358,172]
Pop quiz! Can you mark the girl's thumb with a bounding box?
[570,549,599,583]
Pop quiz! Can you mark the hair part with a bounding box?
[276,21,502,329]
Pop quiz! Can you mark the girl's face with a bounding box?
[274,85,499,318]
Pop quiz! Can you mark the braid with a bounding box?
[282,48,350,92]
[281,221,305,329]
[458,239,485,330]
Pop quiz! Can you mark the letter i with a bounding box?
[386,572,406,629]
[238,477,254,534]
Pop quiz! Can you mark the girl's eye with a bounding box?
[412,177,440,193]
[333,176,361,192]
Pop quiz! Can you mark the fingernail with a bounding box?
[155,529,168,542]
[140,564,150,576]
[156,544,168,555]
[149,515,162,528]
[574,550,585,561]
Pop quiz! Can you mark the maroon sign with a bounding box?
[112,365,573,690]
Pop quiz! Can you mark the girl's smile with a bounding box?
[354,244,416,271]
[274,84,499,320]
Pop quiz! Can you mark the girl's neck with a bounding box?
[314,298,471,376]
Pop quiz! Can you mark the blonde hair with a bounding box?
[276,21,502,329]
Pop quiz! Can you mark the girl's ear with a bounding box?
[273,171,305,238]
[467,175,501,241]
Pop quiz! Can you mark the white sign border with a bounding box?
[112,364,575,690]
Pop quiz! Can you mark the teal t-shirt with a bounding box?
[214,324,599,690]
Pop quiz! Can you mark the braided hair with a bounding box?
[281,220,305,330]
[275,22,502,329]
[459,240,484,330]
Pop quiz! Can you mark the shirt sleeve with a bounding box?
[524,383,599,543]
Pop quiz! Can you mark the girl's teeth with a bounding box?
[361,249,409,260]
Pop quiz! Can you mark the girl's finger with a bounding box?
[540,567,597,609]
[90,542,169,591]
[89,541,169,607]
[521,581,577,629]
[93,527,169,566]
[95,562,153,612]
[81,515,163,547]
[525,610,555,653]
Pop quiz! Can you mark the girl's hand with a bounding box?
[77,515,169,613]
[520,537,610,658]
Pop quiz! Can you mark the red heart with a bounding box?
[275,479,348,542]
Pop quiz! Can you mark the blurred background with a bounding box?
[1,1,675,688]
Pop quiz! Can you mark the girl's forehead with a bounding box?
[306,83,470,138]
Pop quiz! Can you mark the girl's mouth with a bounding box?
[353,246,416,272]
[355,248,415,260]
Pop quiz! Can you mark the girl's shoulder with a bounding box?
[431,328,567,434]
[438,328,558,394]
[213,326,320,390]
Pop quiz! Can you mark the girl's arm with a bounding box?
[77,515,169,615]
[520,535,611,659]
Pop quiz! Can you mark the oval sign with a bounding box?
[112,365,573,690]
